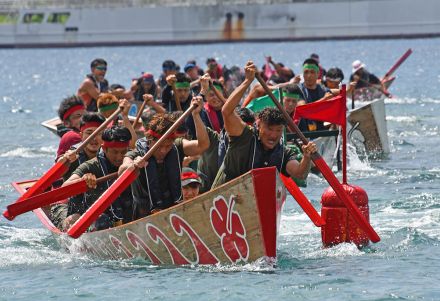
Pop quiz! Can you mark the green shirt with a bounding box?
[212,126,298,188]
[197,127,219,193]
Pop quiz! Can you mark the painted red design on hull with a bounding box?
[170,214,219,264]
[146,224,191,265]
[126,230,161,264]
[210,195,249,263]
[110,235,134,258]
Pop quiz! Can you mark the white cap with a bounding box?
[352,60,366,73]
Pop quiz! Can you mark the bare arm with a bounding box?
[119,99,138,149]
[144,93,166,114]
[222,61,256,137]
[285,142,316,179]
[182,96,210,156]
[78,79,100,99]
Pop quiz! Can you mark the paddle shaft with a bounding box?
[171,84,183,111]
[133,98,147,127]
[68,103,197,238]
[6,172,118,219]
[382,48,412,81]
[255,73,380,243]
[76,107,122,154]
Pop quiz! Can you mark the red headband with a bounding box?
[63,105,85,121]
[102,141,129,148]
[147,129,177,140]
[181,171,200,181]
[80,121,102,132]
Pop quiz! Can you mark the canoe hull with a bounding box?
[348,98,390,155]
[13,167,286,265]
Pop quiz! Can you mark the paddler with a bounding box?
[186,74,225,138]
[119,96,209,218]
[161,72,193,112]
[180,167,203,202]
[56,96,86,159]
[212,61,317,188]
[96,93,137,148]
[50,112,106,229]
[77,58,109,112]
[61,126,134,231]
[297,58,338,132]
[350,60,386,94]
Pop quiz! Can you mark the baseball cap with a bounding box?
[184,63,196,73]
[181,167,202,186]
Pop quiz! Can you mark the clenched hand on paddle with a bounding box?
[254,68,380,243]
[67,97,201,238]
[3,107,122,220]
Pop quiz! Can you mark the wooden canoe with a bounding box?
[12,167,286,265]
[348,98,390,155]
[350,76,395,102]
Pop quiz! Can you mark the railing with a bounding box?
[0,0,365,10]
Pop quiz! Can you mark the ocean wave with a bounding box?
[0,146,56,158]
[386,116,417,123]
[0,226,73,268]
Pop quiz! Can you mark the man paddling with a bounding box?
[120,96,209,218]
[56,96,86,159]
[297,58,336,132]
[186,74,225,138]
[96,93,137,148]
[350,60,386,96]
[161,72,193,112]
[61,126,134,231]
[212,61,317,188]
[51,112,106,229]
[77,58,109,112]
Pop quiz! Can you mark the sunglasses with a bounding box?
[95,66,107,71]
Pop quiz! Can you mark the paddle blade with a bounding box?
[280,174,325,227]
[3,160,69,220]
[67,167,138,239]
[312,155,380,243]
[6,180,88,220]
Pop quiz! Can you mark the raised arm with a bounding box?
[118,99,138,149]
[222,61,256,137]
[182,96,210,156]
[143,93,166,114]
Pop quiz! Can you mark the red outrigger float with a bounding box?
[12,167,286,265]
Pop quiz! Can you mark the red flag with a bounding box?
[293,95,346,126]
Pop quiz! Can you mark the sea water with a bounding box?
[0,38,439,300]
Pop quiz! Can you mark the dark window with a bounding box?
[47,12,70,24]
[23,13,44,23]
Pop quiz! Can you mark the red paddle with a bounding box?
[3,107,122,220]
[5,173,117,219]
[67,103,197,238]
[382,48,412,82]
[256,73,380,243]
[280,174,325,227]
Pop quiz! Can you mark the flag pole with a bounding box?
[342,85,347,184]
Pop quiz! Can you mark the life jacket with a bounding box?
[68,150,129,222]
[80,74,109,112]
[249,130,285,172]
[132,138,182,214]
